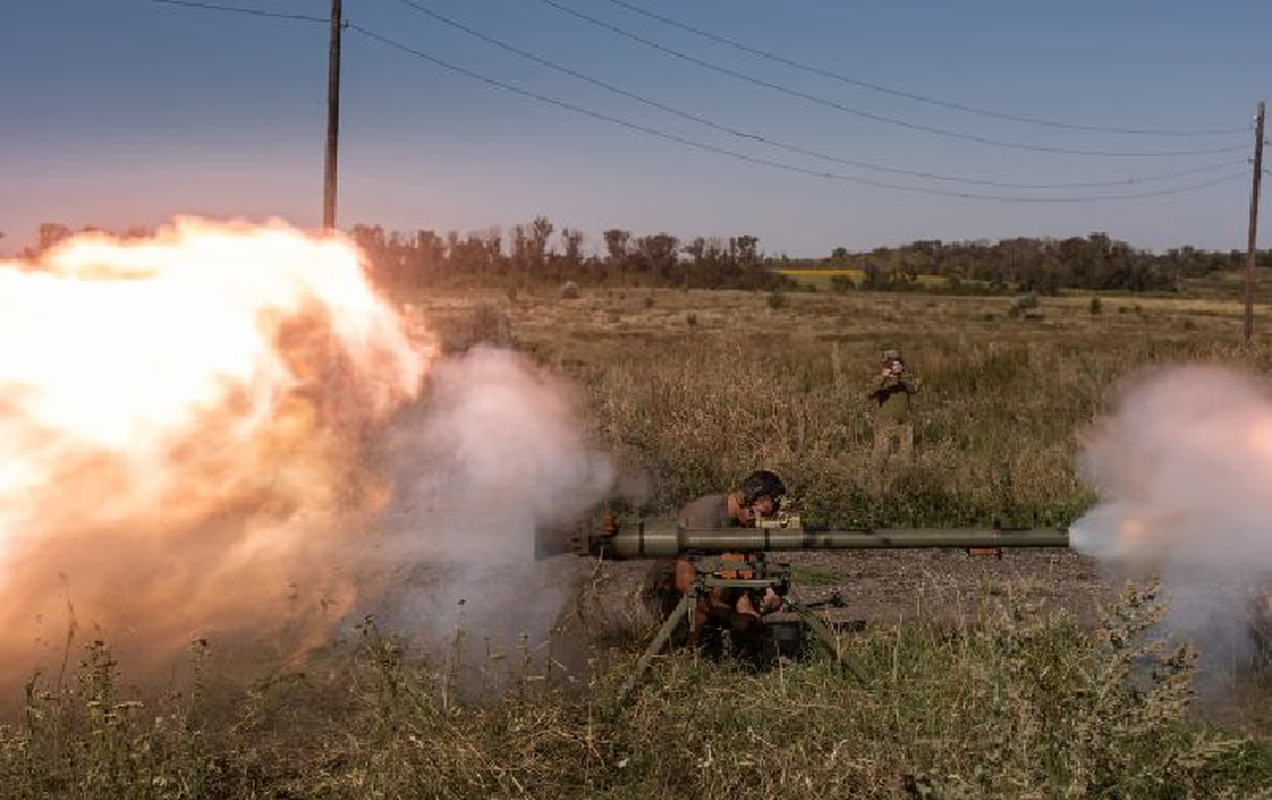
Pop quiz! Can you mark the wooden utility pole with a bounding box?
[1244,100,1265,343]
[322,0,342,231]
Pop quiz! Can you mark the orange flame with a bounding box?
[0,217,434,686]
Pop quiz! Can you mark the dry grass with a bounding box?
[4,582,1266,793]
[6,285,1272,797]
[2,586,1268,799]
[422,286,1272,525]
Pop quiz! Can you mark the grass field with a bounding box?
[434,285,1272,525]
[6,284,1272,798]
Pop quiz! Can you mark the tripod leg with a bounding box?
[618,593,693,702]
[785,600,866,683]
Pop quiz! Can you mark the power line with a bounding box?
[394,0,1243,190]
[148,0,329,24]
[533,0,1250,159]
[134,0,1255,202]
[599,0,1249,138]
[348,23,1249,203]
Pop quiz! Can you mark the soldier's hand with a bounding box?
[759,588,782,614]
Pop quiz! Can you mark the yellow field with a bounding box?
[776,268,959,289]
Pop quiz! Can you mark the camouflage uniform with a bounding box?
[869,349,920,464]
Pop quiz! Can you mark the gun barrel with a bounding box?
[571,520,1069,559]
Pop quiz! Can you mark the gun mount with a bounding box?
[543,514,1070,701]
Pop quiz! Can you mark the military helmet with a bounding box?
[740,469,786,508]
[881,348,903,364]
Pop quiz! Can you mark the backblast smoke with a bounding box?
[1070,364,1272,683]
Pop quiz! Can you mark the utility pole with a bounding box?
[1245,100,1265,343]
[322,0,342,231]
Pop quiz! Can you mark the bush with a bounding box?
[1008,292,1039,318]
[1090,296,1103,315]
[829,275,853,293]
[766,291,786,310]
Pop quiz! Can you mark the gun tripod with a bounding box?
[617,555,865,702]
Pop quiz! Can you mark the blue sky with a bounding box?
[2,0,1268,258]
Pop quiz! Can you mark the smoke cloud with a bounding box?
[1071,364,1272,683]
[361,346,617,681]
[0,219,617,703]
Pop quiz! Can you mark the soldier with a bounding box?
[647,471,787,650]
[869,349,920,464]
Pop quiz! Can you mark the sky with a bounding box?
[2,0,1269,258]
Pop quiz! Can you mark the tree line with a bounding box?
[819,233,1272,294]
[348,217,788,293]
[14,220,1271,296]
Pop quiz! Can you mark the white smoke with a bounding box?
[364,347,617,680]
[1071,364,1272,683]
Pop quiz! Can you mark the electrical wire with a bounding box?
[533,0,1249,158]
[393,0,1244,190]
[138,0,1258,201]
[148,0,329,24]
[598,0,1250,138]
[348,23,1249,203]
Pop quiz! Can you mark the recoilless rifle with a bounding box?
[539,512,1070,700]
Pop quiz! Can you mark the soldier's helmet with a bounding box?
[740,470,786,510]
[881,348,903,364]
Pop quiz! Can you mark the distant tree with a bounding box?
[733,234,759,267]
[560,227,584,280]
[634,233,680,284]
[603,228,630,285]
[530,216,554,278]
[38,222,72,253]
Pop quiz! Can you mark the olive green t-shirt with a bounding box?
[870,374,919,424]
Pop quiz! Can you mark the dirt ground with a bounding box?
[782,546,1106,628]
[565,545,1110,650]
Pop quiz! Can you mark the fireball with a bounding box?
[0,217,434,683]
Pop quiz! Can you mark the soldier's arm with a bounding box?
[868,373,896,398]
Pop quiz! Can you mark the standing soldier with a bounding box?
[869,349,920,465]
